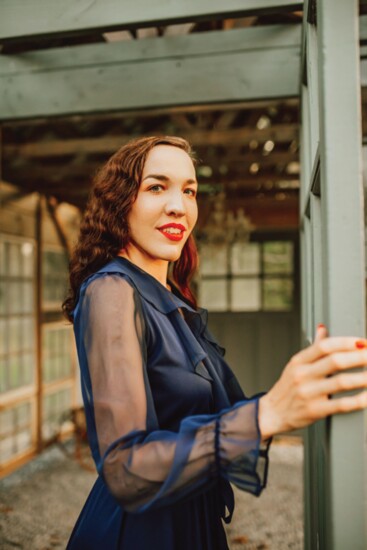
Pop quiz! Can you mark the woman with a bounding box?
[63,136,367,550]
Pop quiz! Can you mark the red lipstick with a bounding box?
[157,223,186,242]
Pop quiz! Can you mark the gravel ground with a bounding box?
[0,439,303,550]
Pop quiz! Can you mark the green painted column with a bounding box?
[301,0,367,548]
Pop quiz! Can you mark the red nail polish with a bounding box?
[355,340,367,349]
[317,323,326,329]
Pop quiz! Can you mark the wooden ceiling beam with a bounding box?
[3,124,299,158]
[1,98,299,129]
[0,25,301,120]
[0,1,303,43]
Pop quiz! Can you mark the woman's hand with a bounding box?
[258,325,367,440]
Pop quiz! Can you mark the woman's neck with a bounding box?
[117,248,170,290]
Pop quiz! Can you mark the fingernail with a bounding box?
[355,340,367,349]
[317,323,326,329]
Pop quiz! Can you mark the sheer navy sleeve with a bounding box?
[78,274,270,513]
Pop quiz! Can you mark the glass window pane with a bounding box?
[9,357,21,389]
[199,244,228,275]
[263,241,293,275]
[16,402,31,428]
[199,279,227,311]
[0,319,6,355]
[0,409,14,436]
[23,281,34,313]
[0,358,7,393]
[21,242,35,277]
[43,388,72,440]
[22,317,34,352]
[231,242,260,275]
[231,278,261,311]
[9,318,21,354]
[8,281,22,314]
[0,281,7,315]
[0,402,33,462]
[16,429,32,453]
[61,350,72,378]
[21,353,35,386]
[263,278,294,311]
[8,242,21,276]
[0,241,5,275]
[0,436,15,462]
[42,250,68,309]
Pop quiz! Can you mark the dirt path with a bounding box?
[0,440,303,549]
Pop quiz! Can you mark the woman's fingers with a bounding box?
[290,336,367,366]
[299,369,367,399]
[318,390,367,417]
[307,349,367,378]
[314,324,328,343]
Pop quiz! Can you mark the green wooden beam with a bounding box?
[0,25,301,120]
[316,0,367,548]
[0,0,303,42]
[360,15,367,44]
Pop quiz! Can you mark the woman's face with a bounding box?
[124,145,198,264]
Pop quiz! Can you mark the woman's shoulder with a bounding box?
[73,260,140,320]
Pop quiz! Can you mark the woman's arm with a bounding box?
[79,274,269,513]
[258,325,367,440]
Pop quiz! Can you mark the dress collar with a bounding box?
[97,256,206,321]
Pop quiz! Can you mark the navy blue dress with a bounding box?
[67,256,271,550]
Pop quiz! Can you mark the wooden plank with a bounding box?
[3,124,299,157]
[0,25,301,77]
[0,25,301,120]
[35,195,43,453]
[0,0,303,42]
[316,0,367,548]
[5,152,299,178]
[1,98,300,128]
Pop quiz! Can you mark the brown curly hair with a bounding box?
[62,136,199,322]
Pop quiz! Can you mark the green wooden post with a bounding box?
[301,0,367,548]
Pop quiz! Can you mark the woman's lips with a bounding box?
[158,229,184,241]
[157,223,186,242]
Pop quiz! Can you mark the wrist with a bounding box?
[258,394,277,441]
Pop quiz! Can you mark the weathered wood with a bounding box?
[1,98,300,129]
[0,25,301,76]
[0,25,301,120]
[45,198,71,258]
[3,124,299,157]
[5,153,299,183]
[0,0,303,42]
[35,195,43,453]
[301,0,367,548]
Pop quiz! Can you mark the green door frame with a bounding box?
[300,1,367,548]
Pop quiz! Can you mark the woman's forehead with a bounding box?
[143,145,195,176]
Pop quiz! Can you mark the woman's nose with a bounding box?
[164,191,185,216]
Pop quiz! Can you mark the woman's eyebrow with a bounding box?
[142,174,198,185]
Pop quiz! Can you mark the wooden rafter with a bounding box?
[0,1,303,42]
[0,25,301,120]
[3,125,299,158]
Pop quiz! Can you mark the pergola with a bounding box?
[0,2,367,549]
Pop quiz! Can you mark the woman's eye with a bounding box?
[185,188,197,197]
[149,184,164,192]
